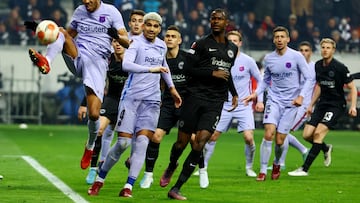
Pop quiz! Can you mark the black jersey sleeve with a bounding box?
[80,96,87,107]
[351,72,360,79]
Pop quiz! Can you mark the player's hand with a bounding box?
[226,96,238,112]
[242,93,256,106]
[77,106,87,121]
[255,102,264,112]
[107,27,119,39]
[292,95,303,107]
[305,106,313,117]
[169,87,182,108]
[24,21,38,32]
[149,66,169,73]
[212,68,229,81]
[348,107,357,117]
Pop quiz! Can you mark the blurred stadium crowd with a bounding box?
[0,0,360,52]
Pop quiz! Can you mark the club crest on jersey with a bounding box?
[285,62,291,68]
[178,61,184,69]
[328,71,335,77]
[99,16,105,23]
[227,50,234,58]
[239,66,245,71]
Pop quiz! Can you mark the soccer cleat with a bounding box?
[267,165,286,171]
[256,173,266,181]
[119,188,132,198]
[271,163,281,180]
[160,163,178,187]
[246,168,257,177]
[288,167,308,176]
[324,144,333,167]
[87,181,103,196]
[124,157,130,170]
[28,48,50,74]
[81,146,93,170]
[140,172,153,189]
[193,169,200,176]
[199,168,209,188]
[86,167,97,185]
[168,187,187,200]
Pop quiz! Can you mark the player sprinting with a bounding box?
[25,0,129,171]
[288,38,357,176]
[243,26,314,181]
[87,12,182,198]
[138,25,189,189]
[194,30,264,188]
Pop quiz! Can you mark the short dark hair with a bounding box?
[167,25,180,32]
[130,9,145,19]
[211,8,228,19]
[273,26,289,37]
[298,41,312,50]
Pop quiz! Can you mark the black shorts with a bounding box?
[100,96,120,125]
[157,101,182,134]
[178,95,223,134]
[308,104,345,129]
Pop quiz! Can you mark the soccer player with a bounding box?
[163,9,238,200]
[87,12,182,197]
[78,39,127,184]
[138,25,189,189]
[243,26,313,181]
[194,30,264,188]
[267,41,315,170]
[288,38,358,176]
[25,0,130,171]
[85,9,145,184]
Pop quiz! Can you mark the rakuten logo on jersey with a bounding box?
[145,57,163,65]
[211,57,231,68]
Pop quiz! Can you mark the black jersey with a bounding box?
[315,58,353,106]
[185,34,238,102]
[107,53,128,100]
[162,49,188,103]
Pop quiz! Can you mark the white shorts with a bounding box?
[62,50,108,102]
[216,103,255,133]
[115,99,160,134]
[263,99,297,134]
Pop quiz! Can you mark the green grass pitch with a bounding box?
[0,124,360,203]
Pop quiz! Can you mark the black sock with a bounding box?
[169,143,185,170]
[321,142,328,153]
[174,150,201,190]
[145,141,160,172]
[198,150,204,168]
[91,136,102,167]
[303,143,322,172]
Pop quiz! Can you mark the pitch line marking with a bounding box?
[21,155,89,203]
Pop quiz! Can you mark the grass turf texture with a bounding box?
[0,124,360,203]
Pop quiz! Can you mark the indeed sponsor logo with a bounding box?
[211,57,232,68]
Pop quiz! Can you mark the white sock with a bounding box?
[128,135,149,181]
[87,119,100,149]
[101,136,131,172]
[288,133,308,154]
[245,143,256,169]
[45,31,65,64]
[204,141,216,168]
[260,139,272,174]
[99,125,114,162]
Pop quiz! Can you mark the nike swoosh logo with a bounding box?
[209,48,217,52]
[190,163,196,167]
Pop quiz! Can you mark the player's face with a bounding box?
[164,30,182,49]
[82,0,100,12]
[299,45,312,61]
[273,31,290,51]
[129,14,144,35]
[227,34,242,48]
[142,20,161,42]
[112,39,125,55]
[320,42,335,60]
[210,11,227,34]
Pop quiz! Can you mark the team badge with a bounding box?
[99,16,105,23]
[285,62,291,68]
[328,71,335,77]
[178,61,184,70]
[239,66,245,71]
[227,50,234,58]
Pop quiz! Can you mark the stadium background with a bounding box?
[0,0,359,129]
